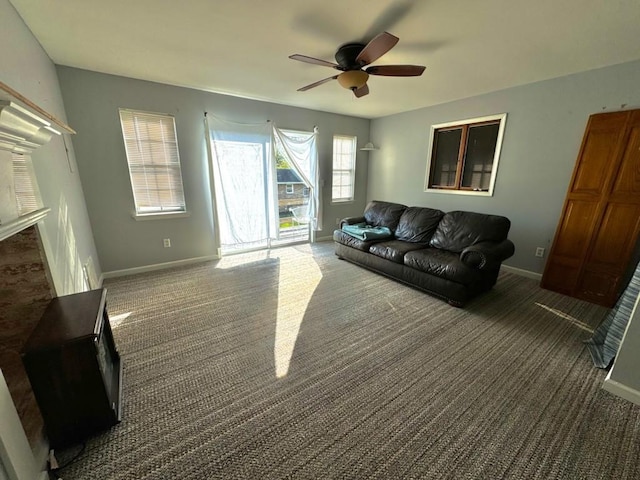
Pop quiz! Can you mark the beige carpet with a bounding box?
[59,243,640,479]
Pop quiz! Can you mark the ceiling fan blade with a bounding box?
[289,54,339,68]
[366,65,426,77]
[353,84,369,98]
[297,75,339,92]
[355,32,399,66]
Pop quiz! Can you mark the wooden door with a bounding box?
[542,109,640,307]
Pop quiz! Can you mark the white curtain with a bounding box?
[272,126,322,231]
[206,114,275,252]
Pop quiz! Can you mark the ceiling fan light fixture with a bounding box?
[337,70,369,90]
[290,31,425,96]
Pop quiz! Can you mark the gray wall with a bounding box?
[0,0,101,293]
[367,59,640,274]
[56,67,371,272]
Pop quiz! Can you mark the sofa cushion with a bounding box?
[429,211,511,253]
[333,230,385,252]
[404,248,482,285]
[363,200,407,232]
[395,207,445,243]
[369,240,427,264]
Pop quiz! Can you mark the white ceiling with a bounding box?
[10,0,640,119]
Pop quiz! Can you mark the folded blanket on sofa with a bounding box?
[342,223,392,241]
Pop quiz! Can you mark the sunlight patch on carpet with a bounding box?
[535,302,594,332]
[110,311,133,328]
[274,248,322,378]
[214,249,275,269]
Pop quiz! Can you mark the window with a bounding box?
[332,135,357,202]
[119,109,186,216]
[425,113,507,196]
[285,183,294,194]
[12,153,41,215]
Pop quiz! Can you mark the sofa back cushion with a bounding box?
[395,207,445,244]
[363,201,407,232]
[429,211,511,253]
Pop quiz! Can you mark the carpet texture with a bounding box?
[59,243,640,479]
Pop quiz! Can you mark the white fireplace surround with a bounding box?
[0,92,68,480]
[0,100,61,153]
[0,208,51,242]
[0,100,60,230]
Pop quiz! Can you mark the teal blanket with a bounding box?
[342,223,392,241]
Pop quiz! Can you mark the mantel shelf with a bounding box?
[0,208,50,242]
[0,81,75,135]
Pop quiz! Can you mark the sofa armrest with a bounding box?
[460,239,515,269]
[339,216,366,229]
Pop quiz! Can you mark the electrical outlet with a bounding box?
[163,238,171,248]
[535,247,545,257]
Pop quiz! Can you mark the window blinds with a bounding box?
[332,135,356,202]
[119,110,186,214]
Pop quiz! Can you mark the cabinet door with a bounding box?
[578,203,640,304]
[542,200,600,294]
[542,110,640,307]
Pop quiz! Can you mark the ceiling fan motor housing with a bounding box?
[335,43,366,69]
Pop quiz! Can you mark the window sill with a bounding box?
[131,211,191,221]
[332,199,354,204]
[424,188,493,197]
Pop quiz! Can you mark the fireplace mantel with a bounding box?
[0,81,72,236]
[0,80,74,136]
[0,208,51,242]
[0,101,61,154]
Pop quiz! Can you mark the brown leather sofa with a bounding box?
[333,200,515,306]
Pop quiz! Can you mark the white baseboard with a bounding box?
[501,264,542,281]
[603,374,640,406]
[102,255,219,279]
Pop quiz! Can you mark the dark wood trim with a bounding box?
[427,119,502,191]
[454,125,469,189]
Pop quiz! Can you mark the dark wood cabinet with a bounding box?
[21,288,122,448]
[542,109,640,307]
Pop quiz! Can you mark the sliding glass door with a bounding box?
[209,120,316,255]
[273,131,313,245]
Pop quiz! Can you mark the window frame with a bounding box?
[331,135,357,203]
[118,108,188,219]
[424,113,507,197]
[285,183,294,195]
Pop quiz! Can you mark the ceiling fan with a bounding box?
[289,32,426,98]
